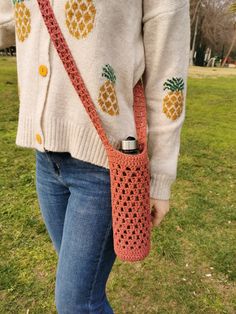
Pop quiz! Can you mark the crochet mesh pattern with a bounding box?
[37,0,151,262]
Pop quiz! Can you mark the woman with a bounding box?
[0,0,190,313]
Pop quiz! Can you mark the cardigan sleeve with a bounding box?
[0,1,15,49]
[142,0,190,200]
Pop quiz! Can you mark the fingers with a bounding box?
[150,214,161,229]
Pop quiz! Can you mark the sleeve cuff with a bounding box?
[150,174,176,200]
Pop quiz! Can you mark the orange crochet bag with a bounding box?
[37,0,152,262]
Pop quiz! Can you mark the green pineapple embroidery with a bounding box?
[98,64,120,116]
[162,77,184,120]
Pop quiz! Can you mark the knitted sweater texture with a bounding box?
[0,0,190,200]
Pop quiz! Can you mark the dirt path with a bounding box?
[188,65,236,78]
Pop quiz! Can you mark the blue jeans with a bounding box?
[35,149,117,314]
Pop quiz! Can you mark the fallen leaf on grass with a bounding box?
[176,225,183,232]
[205,273,212,277]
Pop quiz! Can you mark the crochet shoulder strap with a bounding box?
[36,0,147,152]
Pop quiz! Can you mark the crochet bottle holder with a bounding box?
[108,145,151,262]
[37,0,152,262]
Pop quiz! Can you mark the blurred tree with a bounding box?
[221,2,236,66]
[190,0,236,66]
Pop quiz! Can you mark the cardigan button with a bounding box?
[39,65,48,77]
[35,133,42,144]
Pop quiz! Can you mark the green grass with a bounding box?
[0,57,235,314]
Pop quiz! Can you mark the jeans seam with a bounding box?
[88,220,112,313]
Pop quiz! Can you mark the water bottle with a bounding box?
[119,136,139,154]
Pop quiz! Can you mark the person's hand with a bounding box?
[150,198,170,229]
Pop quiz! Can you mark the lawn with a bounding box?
[0,58,235,314]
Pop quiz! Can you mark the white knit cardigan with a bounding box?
[0,0,190,200]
